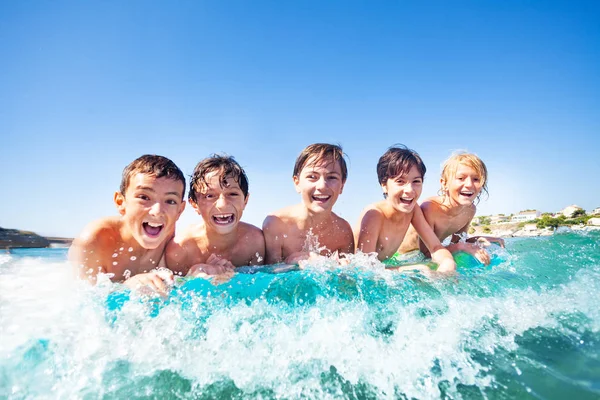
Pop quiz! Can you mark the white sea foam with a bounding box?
[1,245,599,399]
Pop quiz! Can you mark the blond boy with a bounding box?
[69,155,187,293]
[166,155,265,276]
[263,143,355,264]
[399,152,504,264]
[354,145,456,273]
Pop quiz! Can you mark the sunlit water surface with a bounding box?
[1,231,599,399]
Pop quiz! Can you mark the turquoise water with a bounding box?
[1,231,599,399]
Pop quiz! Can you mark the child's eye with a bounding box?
[138,195,150,201]
[204,194,214,199]
[166,199,178,205]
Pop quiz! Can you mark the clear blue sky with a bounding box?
[2,1,599,237]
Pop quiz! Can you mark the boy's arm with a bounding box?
[466,235,505,247]
[165,238,192,276]
[263,216,284,264]
[249,229,266,266]
[417,201,437,257]
[412,207,456,273]
[355,209,383,255]
[336,219,356,255]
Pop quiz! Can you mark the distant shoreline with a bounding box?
[0,227,73,249]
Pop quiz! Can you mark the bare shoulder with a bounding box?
[263,205,300,232]
[72,217,120,251]
[358,203,386,224]
[238,222,265,243]
[332,213,353,235]
[421,196,444,215]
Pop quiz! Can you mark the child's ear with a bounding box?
[188,198,201,215]
[114,192,126,215]
[177,200,186,218]
[440,178,447,193]
[293,175,300,192]
[243,192,250,207]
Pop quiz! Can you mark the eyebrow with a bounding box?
[136,186,182,197]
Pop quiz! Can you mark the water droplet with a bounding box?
[119,247,124,251]
[128,247,134,252]
[112,261,118,266]
[283,234,288,238]
[130,256,137,261]
[112,253,118,258]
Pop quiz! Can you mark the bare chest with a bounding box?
[377,218,412,259]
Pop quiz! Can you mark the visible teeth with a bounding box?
[147,222,163,227]
[215,214,233,218]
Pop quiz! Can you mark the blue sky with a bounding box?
[1,1,599,237]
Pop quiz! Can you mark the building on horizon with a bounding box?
[511,210,541,223]
[490,215,510,224]
[559,205,583,218]
[588,207,600,216]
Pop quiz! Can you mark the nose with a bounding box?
[316,176,327,190]
[403,182,416,195]
[149,201,164,216]
[463,177,474,187]
[215,194,228,208]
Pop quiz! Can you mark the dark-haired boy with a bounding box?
[263,143,355,264]
[354,145,456,273]
[69,154,187,293]
[166,155,265,276]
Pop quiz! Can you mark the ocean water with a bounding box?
[1,231,599,399]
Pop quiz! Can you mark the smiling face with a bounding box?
[382,165,423,213]
[293,156,345,214]
[190,171,248,234]
[443,163,483,206]
[115,173,186,249]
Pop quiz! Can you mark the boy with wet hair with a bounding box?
[166,154,265,276]
[263,143,355,264]
[69,154,187,294]
[354,145,456,273]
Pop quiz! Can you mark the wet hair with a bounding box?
[120,154,186,199]
[293,143,348,182]
[189,154,249,203]
[440,151,488,202]
[377,144,426,189]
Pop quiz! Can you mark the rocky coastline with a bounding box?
[471,222,600,238]
[0,227,73,249]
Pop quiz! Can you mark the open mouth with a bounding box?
[312,194,331,203]
[213,213,235,225]
[400,198,413,205]
[459,191,475,198]
[143,222,164,237]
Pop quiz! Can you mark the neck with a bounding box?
[298,205,333,229]
[440,196,471,216]
[203,222,239,248]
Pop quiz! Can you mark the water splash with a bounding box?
[1,233,599,398]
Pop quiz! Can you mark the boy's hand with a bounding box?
[124,268,174,297]
[471,236,505,248]
[464,243,491,265]
[187,254,235,277]
[284,251,312,265]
